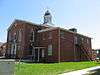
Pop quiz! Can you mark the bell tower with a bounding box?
[43,10,52,24]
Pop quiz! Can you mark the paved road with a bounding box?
[59,66,100,75]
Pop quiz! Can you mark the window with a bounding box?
[32,31,35,42]
[60,31,65,38]
[11,44,14,55]
[81,37,84,43]
[48,32,52,39]
[14,44,17,55]
[8,33,11,41]
[87,39,89,44]
[30,30,35,42]
[74,36,78,44]
[18,29,22,42]
[48,44,52,56]
[42,50,45,57]
[42,34,45,40]
[13,33,17,42]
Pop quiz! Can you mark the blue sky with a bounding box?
[0,0,100,49]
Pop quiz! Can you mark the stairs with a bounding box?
[76,44,92,61]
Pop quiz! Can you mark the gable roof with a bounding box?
[8,19,40,31]
[8,19,92,39]
[38,27,91,39]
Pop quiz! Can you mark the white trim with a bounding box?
[38,27,91,39]
[8,19,91,39]
[38,27,58,33]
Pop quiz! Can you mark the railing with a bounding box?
[76,44,92,61]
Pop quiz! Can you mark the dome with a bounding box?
[44,10,51,16]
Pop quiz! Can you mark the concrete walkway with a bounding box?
[59,66,100,75]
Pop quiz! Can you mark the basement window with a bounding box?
[48,44,52,56]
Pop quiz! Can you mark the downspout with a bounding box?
[58,28,61,63]
[73,34,76,61]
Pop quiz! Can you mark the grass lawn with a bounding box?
[15,62,100,75]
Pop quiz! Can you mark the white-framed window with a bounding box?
[18,29,22,42]
[42,33,45,40]
[74,36,78,44]
[87,39,89,44]
[42,49,45,57]
[11,44,14,55]
[14,44,17,55]
[48,32,52,39]
[48,44,52,56]
[11,44,17,55]
[8,32,11,41]
[32,31,35,42]
[60,31,65,38]
[81,37,84,43]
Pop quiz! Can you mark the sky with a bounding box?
[0,0,100,49]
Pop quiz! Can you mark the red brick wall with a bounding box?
[6,20,92,62]
[38,29,59,62]
[6,20,48,58]
[60,30,75,61]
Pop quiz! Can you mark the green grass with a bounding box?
[15,62,100,75]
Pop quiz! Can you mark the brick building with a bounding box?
[6,10,93,62]
[92,49,100,60]
[0,43,6,57]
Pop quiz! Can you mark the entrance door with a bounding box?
[34,48,45,62]
[34,49,38,62]
[39,49,45,62]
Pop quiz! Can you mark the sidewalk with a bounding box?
[59,66,100,75]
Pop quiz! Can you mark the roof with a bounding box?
[8,19,40,31]
[38,26,91,39]
[60,27,92,39]
[8,19,92,39]
[8,19,55,31]
[38,27,58,33]
[44,10,51,16]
